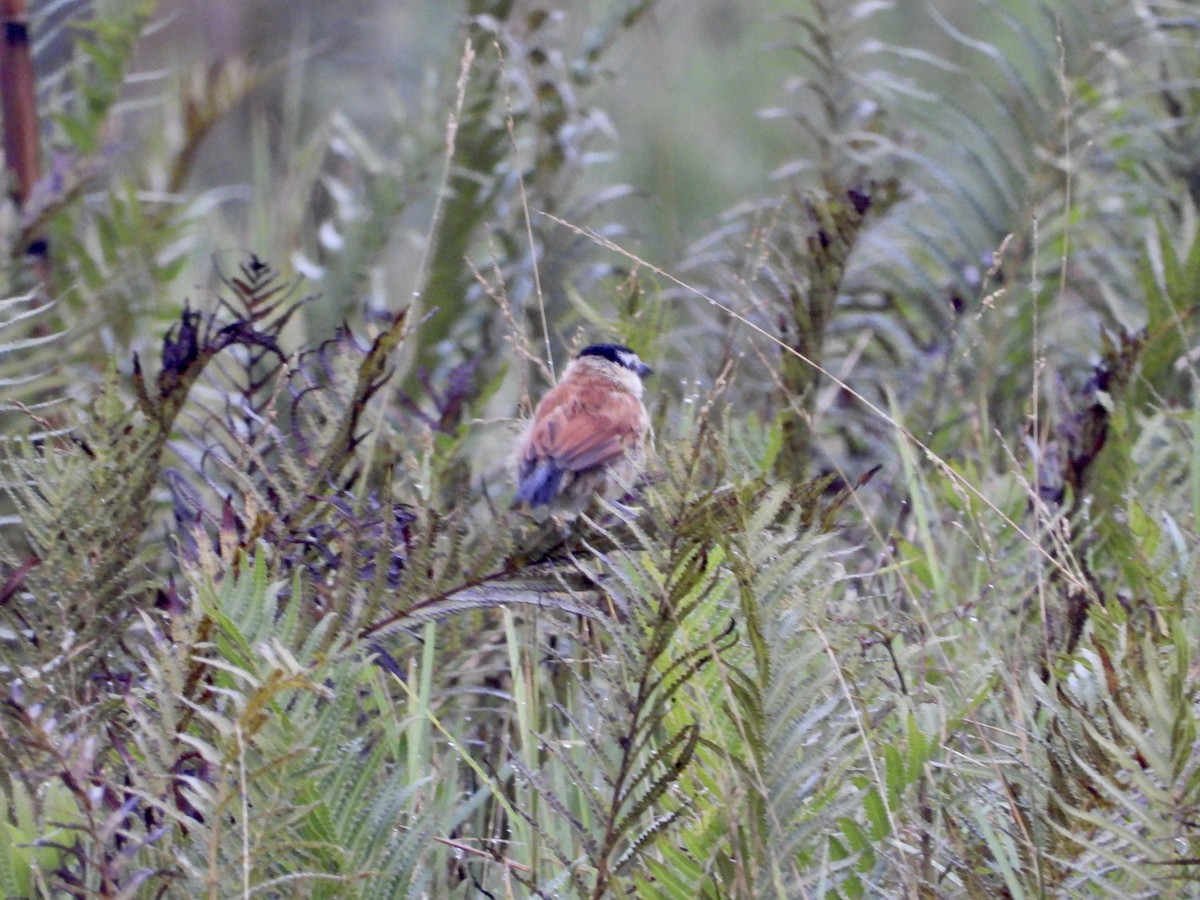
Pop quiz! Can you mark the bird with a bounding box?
[514,343,652,519]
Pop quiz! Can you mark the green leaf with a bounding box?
[863,787,889,842]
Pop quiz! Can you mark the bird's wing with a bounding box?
[523,386,644,474]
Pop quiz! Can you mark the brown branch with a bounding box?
[1,0,38,206]
[1,0,48,274]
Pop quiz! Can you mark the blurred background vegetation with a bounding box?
[2,0,1200,896]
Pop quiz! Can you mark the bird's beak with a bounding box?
[638,362,653,377]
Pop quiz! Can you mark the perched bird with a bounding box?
[514,343,652,518]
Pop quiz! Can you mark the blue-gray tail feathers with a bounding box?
[516,460,564,507]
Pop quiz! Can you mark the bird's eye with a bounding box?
[617,350,639,370]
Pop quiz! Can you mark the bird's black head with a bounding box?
[578,343,652,377]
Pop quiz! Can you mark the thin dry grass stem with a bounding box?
[993,428,1089,596]
[1030,215,1053,667]
[432,835,534,873]
[812,619,920,900]
[813,327,873,420]
[539,211,1092,596]
[1055,26,1074,311]
[236,721,251,899]
[494,37,555,382]
[467,247,548,415]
